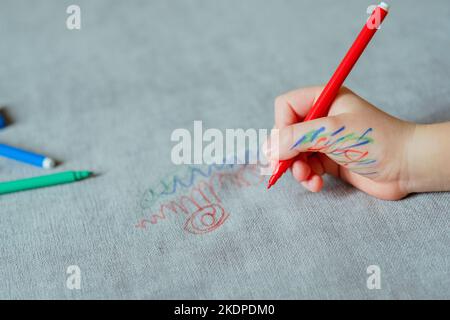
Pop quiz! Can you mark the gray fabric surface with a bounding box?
[0,0,449,299]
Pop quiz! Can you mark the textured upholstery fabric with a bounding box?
[0,0,448,299]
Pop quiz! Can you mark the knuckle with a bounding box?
[339,86,353,96]
[326,116,341,129]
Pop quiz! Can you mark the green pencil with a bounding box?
[0,171,92,195]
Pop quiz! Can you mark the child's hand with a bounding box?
[265,86,416,200]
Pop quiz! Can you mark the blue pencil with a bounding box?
[0,143,55,169]
[0,113,5,129]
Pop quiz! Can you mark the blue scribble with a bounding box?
[311,127,326,141]
[358,128,373,141]
[341,140,371,150]
[331,126,346,136]
[160,150,253,196]
[356,159,377,166]
[291,127,326,150]
[291,136,306,150]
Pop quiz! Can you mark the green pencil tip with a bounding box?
[75,171,93,180]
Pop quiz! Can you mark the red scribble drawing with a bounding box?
[136,164,264,235]
[184,204,229,235]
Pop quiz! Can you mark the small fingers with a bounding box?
[292,154,325,193]
[291,157,312,182]
[307,154,325,176]
[301,174,324,193]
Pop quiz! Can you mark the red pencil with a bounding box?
[267,2,390,189]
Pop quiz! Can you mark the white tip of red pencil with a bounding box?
[378,2,389,11]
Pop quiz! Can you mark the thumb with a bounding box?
[266,116,343,161]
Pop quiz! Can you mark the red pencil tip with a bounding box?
[267,176,276,190]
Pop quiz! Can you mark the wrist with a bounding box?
[404,122,450,194]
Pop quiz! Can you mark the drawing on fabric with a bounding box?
[136,151,265,235]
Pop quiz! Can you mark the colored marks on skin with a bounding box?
[292,126,326,149]
[358,128,373,141]
[292,126,378,175]
[331,126,346,136]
